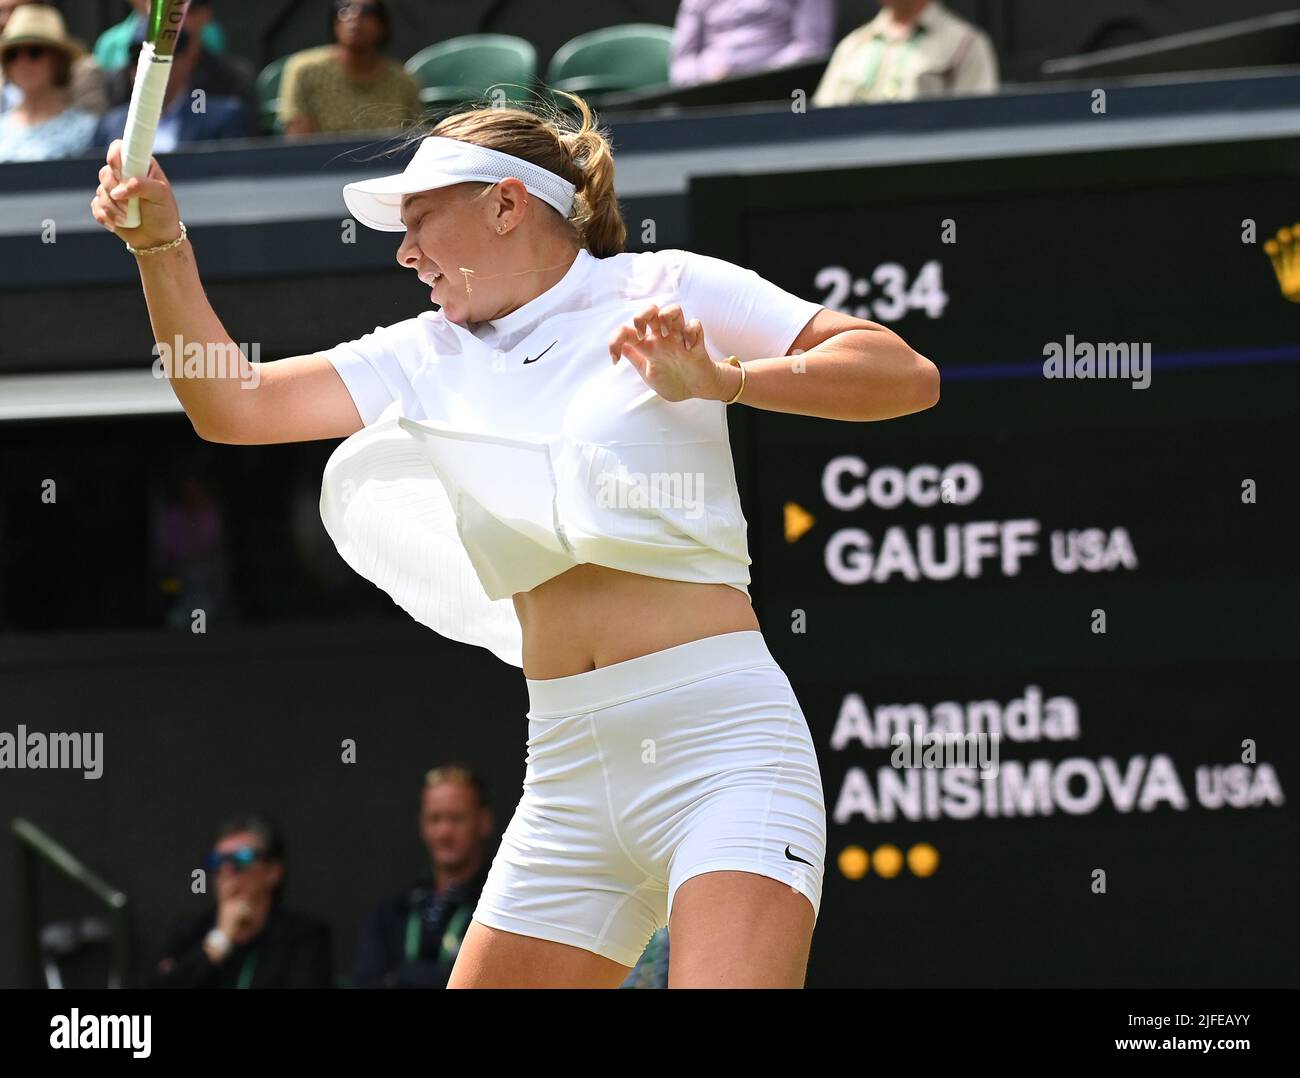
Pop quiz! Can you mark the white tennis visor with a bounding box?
[342,136,578,232]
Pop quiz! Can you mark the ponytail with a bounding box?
[550,91,626,257]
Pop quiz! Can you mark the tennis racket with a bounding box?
[119,0,192,229]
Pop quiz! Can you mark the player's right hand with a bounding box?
[90,140,183,249]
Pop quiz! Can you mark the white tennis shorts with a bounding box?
[471,630,827,967]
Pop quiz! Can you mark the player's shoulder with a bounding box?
[395,309,451,343]
[335,310,446,354]
[585,247,700,301]
[653,248,757,294]
[580,248,761,313]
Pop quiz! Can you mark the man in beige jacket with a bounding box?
[814,0,998,105]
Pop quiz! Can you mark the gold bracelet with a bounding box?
[126,221,187,256]
[723,355,746,405]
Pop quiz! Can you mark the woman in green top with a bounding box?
[279,0,422,137]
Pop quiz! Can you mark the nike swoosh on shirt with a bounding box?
[522,341,558,364]
[785,845,815,867]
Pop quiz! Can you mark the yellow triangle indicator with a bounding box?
[784,501,815,543]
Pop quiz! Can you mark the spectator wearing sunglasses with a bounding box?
[0,0,106,117]
[146,815,332,988]
[277,0,422,137]
[351,765,494,988]
[0,4,96,161]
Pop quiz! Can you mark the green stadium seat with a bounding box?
[546,24,674,105]
[256,55,288,136]
[405,34,538,110]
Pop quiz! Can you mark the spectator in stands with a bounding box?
[813,0,998,106]
[277,0,422,137]
[670,0,834,86]
[0,0,105,116]
[147,814,332,988]
[93,0,225,72]
[351,765,493,988]
[94,19,251,150]
[103,2,256,126]
[0,4,95,161]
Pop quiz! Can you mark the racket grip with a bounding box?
[120,43,172,230]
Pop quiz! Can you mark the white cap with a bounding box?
[342,136,578,232]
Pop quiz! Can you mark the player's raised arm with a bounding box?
[90,140,364,445]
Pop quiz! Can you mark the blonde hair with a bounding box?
[406,91,626,258]
[422,763,488,806]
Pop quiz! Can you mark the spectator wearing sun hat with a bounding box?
[0,4,97,161]
[0,0,106,118]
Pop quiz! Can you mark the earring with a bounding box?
[496,224,505,234]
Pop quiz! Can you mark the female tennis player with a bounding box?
[90,92,939,988]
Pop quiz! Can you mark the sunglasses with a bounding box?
[3,44,51,62]
[337,2,383,18]
[205,846,263,872]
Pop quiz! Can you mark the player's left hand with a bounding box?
[608,303,728,403]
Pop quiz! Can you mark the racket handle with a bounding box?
[120,43,172,229]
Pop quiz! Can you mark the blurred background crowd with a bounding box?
[135,766,672,990]
[0,0,1007,161]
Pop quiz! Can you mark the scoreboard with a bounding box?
[692,136,1300,987]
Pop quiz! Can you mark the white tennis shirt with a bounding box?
[317,247,822,666]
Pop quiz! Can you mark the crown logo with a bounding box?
[1263,223,1300,302]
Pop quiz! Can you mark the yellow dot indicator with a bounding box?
[872,844,903,878]
[907,843,939,877]
[838,844,869,880]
